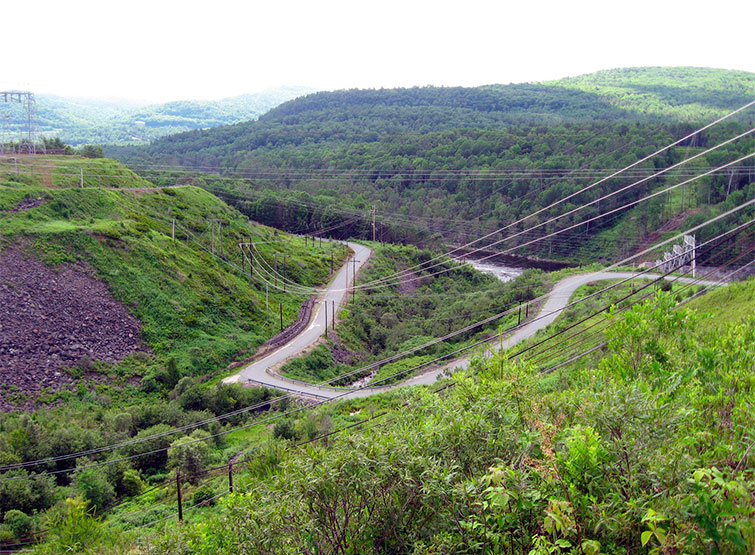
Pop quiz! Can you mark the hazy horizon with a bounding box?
[3,0,753,104]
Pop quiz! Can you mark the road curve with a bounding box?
[227,259,722,399]
[222,241,372,398]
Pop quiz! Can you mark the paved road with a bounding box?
[405,271,722,386]
[226,259,722,399]
[222,241,372,398]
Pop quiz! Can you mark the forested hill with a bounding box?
[107,67,754,167]
[9,86,315,145]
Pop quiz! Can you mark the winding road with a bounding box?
[222,241,372,398]
[224,245,722,400]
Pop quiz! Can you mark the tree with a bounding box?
[75,466,115,513]
[78,144,104,158]
[167,430,211,484]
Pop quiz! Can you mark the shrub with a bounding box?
[75,467,115,513]
[3,509,32,538]
[192,484,216,507]
[272,419,297,441]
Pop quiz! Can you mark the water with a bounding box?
[461,258,524,282]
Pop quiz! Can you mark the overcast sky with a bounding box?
[3,0,753,103]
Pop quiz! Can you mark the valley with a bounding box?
[0,67,753,554]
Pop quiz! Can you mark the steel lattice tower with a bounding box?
[0,90,37,154]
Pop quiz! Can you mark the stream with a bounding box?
[460,258,524,282]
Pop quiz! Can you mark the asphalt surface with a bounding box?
[223,241,372,398]
[225,256,722,399]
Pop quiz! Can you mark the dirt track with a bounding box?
[0,248,147,410]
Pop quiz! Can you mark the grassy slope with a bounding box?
[0,163,345,385]
[0,154,154,189]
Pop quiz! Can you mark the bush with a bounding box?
[272,419,297,441]
[75,467,115,513]
[0,469,57,514]
[121,423,174,473]
[120,469,145,497]
[3,509,32,538]
[167,430,211,484]
[192,484,216,507]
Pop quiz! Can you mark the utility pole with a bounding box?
[324,301,328,339]
[350,258,361,304]
[209,219,222,256]
[332,300,335,330]
[279,303,283,331]
[172,219,175,241]
[228,462,234,493]
[176,471,183,522]
[273,254,289,292]
[210,219,215,256]
[371,206,376,242]
[330,251,334,275]
[265,283,269,311]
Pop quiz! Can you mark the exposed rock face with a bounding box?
[0,248,146,410]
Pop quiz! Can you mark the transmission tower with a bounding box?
[0,90,37,154]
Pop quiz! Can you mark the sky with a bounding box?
[2,0,754,103]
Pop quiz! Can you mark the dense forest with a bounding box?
[109,67,755,264]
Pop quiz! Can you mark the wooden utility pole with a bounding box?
[324,301,328,339]
[371,206,376,242]
[210,219,215,255]
[273,254,289,292]
[350,258,361,304]
[279,303,283,331]
[332,300,335,330]
[330,251,334,275]
[228,462,234,493]
[176,471,184,522]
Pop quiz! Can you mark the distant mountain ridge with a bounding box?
[107,66,753,167]
[2,86,316,145]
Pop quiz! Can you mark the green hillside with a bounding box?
[547,67,755,120]
[0,87,315,146]
[106,67,754,264]
[0,160,357,548]
[0,173,339,376]
[108,67,753,164]
[33,281,753,554]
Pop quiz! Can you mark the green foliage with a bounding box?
[75,465,115,513]
[35,496,125,554]
[0,470,57,515]
[78,144,104,158]
[109,68,754,264]
[272,419,297,441]
[147,290,755,554]
[167,430,211,484]
[2,509,32,538]
[192,484,217,507]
